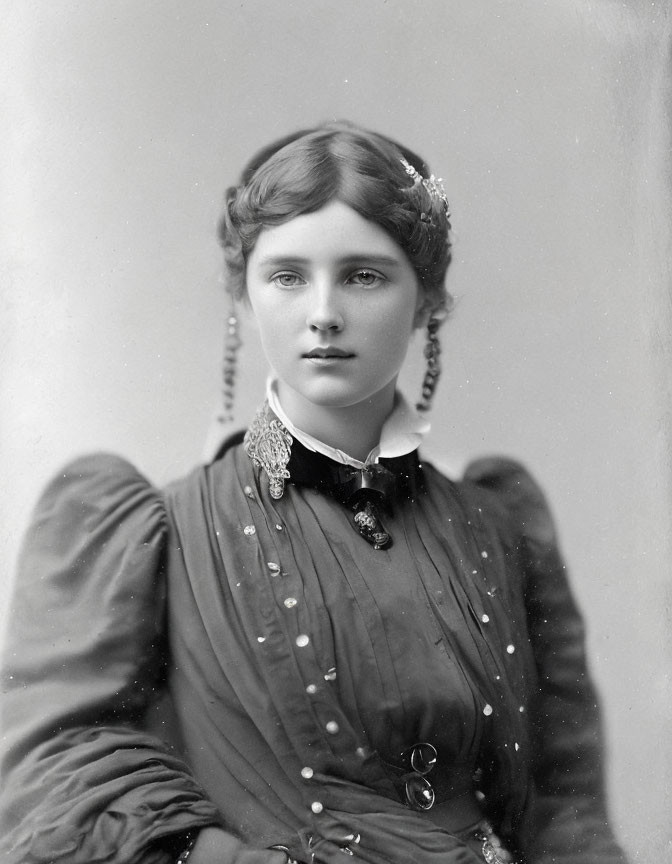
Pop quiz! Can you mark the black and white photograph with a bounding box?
[1,3,670,862]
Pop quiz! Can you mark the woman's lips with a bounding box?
[302,347,355,365]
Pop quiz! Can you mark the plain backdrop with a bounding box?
[1,2,670,860]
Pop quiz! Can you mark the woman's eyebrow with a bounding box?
[338,255,402,268]
[254,255,310,268]
[255,254,402,268]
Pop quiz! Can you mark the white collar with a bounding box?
[266,378,430,469]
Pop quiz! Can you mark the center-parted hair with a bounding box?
[218,122,453,314]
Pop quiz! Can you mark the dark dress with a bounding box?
[0,427,628,863]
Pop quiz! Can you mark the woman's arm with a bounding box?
[0,455,282,864]
[465,458,629,863]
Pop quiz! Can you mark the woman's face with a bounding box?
[245,200,425,423]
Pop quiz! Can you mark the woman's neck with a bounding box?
[274,381,396,462]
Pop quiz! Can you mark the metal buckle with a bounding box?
[404,773,435,810]
[405,742,437,775]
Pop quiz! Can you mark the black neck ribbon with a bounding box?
[286,439,423,550]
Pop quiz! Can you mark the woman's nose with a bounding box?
[306,286,344,332]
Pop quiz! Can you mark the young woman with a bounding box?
[0,123,628,864]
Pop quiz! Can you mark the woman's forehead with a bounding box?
[249,201,410,267]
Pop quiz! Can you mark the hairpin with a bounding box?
[400,157,450,216]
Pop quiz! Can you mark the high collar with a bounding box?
[244,400,424,550]
[266,378,430,469]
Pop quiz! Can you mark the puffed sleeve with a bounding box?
[0,454,221,864]
[464,458,628,863]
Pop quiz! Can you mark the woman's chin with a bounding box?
[282,382,395,415]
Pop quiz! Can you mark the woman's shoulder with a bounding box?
[9,454,169,651]
[46,450,159,488]
[425,454,557,549]
[37,451,165,513]
[25,452,168,562]
[41,439,249,529]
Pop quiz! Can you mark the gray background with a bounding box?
[1,1,670,860]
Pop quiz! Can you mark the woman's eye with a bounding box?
[271,272,303,288]
[349,269,385,287]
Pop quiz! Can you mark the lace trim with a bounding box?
[243,402,293,500]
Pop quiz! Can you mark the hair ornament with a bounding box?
[400,157,450,217]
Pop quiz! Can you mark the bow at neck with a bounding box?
[243,402,423,550]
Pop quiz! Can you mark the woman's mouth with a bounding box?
[303,347,355,365]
